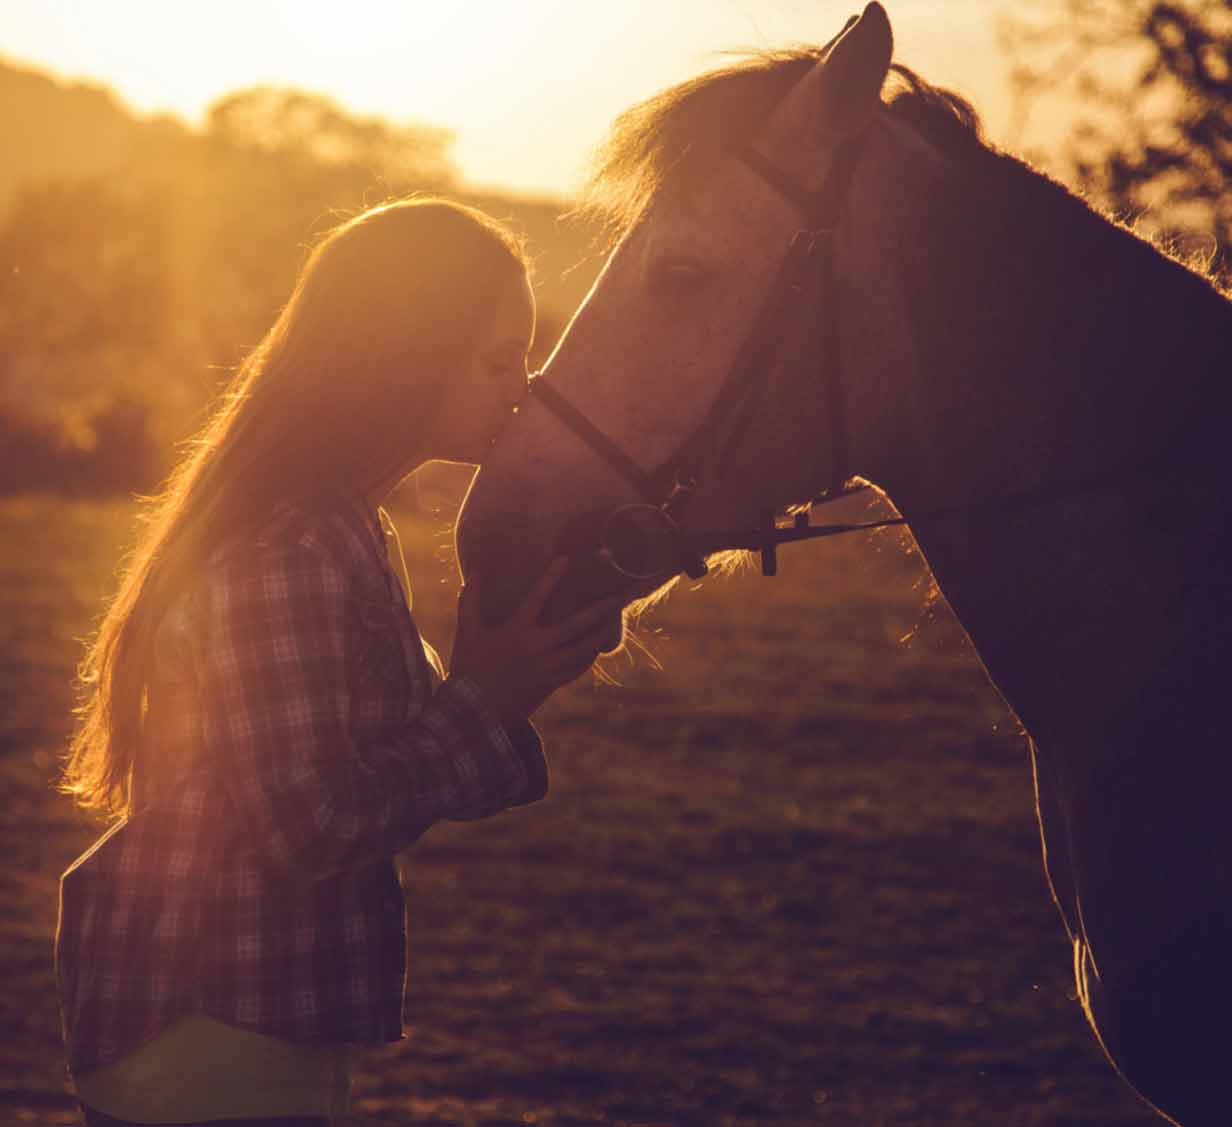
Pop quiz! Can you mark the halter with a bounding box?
[530,135,869,579]
[526,134,1169,584]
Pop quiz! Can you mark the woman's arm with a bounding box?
[197,535,545,879]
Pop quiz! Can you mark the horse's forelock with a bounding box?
[581,48,823,241]
[580,49,992,245]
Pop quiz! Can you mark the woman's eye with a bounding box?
[648,258,711,298]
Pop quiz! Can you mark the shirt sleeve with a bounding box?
[196,535,547,879]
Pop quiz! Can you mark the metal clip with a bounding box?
[683,555,710,580]
[662,473,697,519]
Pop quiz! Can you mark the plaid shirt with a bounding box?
[56,495,547,1077]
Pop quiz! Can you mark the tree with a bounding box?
[0,178,176,494]
[0,71,600,497]
[0,178,172,414]
[205,86,456,188]
[1001,0,1232,280]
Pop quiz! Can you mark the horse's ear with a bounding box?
[817,2,894,137]
[764,3,893,154]
[824,14,862,54]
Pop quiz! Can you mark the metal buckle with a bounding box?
[597,502,709,580]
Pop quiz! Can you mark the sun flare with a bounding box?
[2,0,1015,197]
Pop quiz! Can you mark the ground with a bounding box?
[0,489,1163,1126]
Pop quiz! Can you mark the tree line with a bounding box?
[0,77,597,497]
[2,2,1228,498]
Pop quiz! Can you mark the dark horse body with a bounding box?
[457,6,1232,1121]
[894,128,1232,1124]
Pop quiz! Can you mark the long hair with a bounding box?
[61,197,527,822]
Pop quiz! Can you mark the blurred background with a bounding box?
[2,2,1228,1124]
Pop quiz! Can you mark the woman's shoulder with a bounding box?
[146,500,394,688]
[209,494,385,585]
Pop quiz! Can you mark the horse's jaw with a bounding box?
[456,461,666,635]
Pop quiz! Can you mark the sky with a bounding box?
[1,0,1030,199]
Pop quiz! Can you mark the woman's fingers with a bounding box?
[458,557,566,638]
[449,559,621,721]
[542,641,608,683]
[512,556,570,628]
[545,618,623,675]
[542,595,625,646]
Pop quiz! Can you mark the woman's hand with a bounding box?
[451,558,623,725]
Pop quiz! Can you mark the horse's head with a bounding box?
[458,3,924,638]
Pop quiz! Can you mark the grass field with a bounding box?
[0,488,1162,1126]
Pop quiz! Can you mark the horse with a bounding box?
[455,5,1232,1122]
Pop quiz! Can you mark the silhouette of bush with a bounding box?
[1003,0,1231,280]
[0,394,161,497]
[205,86,456,187]
[0,67,603,501]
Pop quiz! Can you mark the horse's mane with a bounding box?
[584,51,991,241]
[598,40,1231,642]
[583,44,1229,297]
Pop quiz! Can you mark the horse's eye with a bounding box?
[648,257,712,298]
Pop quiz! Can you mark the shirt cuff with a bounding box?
[502,717,548,806]
[438,675,549,808]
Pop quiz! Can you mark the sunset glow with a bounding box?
[7,0,1232,1123]
[2,0,1020,197]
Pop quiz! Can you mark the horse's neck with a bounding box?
[871,143,1232,740]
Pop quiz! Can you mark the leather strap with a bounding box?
[529,377,663,505]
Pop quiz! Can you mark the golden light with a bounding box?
[2,1,1019,198]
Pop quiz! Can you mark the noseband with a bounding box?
[529,135,869,579]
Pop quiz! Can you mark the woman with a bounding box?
[55,198,620,1127]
